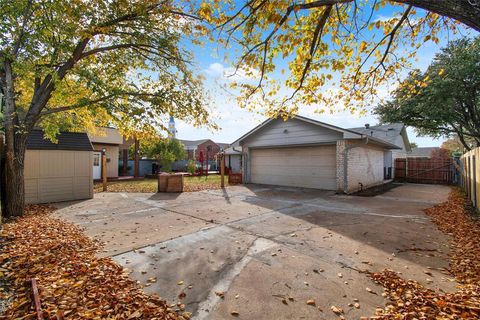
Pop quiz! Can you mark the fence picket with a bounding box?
[460,147,479,212]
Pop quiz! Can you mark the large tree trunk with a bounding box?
[2,59,28,218]
[4,134,27,218]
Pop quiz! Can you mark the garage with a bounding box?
[250,145,336,189]
[24,130,94,204]
[233,115,402,192]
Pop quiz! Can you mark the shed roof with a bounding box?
[27,130,94,151]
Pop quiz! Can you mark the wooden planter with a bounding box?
[228,173,242,185]
[158,173,184,193]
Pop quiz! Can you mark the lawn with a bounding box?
[94,174,228,193]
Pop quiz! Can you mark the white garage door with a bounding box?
[250,145,336,190]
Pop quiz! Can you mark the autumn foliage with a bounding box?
[369,189,480,319]
[0,206,190,319]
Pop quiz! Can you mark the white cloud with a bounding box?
[204,62,260,82]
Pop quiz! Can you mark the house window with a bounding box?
[93,154,100,166]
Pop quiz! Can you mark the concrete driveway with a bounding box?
[54,183,455,319]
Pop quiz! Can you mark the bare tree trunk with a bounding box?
[2,59,28,218]
[4,134,26,218]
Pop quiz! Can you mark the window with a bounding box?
[93,154,100,166]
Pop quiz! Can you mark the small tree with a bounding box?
[187,159,196,175]
[143,138,186,172]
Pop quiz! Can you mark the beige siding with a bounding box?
[250,145,336,190]
[91,143,119,178]
[346,143,385,192]
[25,150,93,204]
[461,147,479,211]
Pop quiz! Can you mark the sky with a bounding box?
[171,3,471,147]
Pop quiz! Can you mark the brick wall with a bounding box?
[196,140,220,161]
[336,140,346,192]
[347,143,384,192]
[336,140,386,193]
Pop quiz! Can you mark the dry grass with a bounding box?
[94,175,228,193]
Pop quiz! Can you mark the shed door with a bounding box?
[93,152,101,180]
[250,145,336,190]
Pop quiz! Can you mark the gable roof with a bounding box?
[27,130,94,151]
[408,147,440,158]
[178,139,230,150]
[216,142,230,150]
[178,139,210,147]
[232,115,401,149]
[349,123,409,149]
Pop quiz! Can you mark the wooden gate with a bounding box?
[395,157,455,184]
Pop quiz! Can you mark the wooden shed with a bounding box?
[25,130,94,204]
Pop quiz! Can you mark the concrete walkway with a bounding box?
[54,183,454,319]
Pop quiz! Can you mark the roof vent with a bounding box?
[365,123,370,129]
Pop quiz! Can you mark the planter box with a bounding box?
[228,173,242,185]
[158,173,184,193]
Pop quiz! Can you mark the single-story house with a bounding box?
[231,115,402,193]
[88,127,123,180]
[223,146,242,173]
[25,130,94,204]
[349,123,411,179]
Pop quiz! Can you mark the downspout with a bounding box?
[343,135,369,194]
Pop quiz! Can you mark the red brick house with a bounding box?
[179,139,229,162]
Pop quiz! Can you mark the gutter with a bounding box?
[343,135,369,194]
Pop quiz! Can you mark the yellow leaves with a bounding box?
[438,68,445,76]
[197,2,213,21]
[359,41,368,53]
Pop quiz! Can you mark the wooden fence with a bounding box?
[460,147,479,212]
[394,157,455,185]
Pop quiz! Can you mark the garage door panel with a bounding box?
[250,145,336,190]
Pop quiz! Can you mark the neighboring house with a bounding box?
[232,115,401,193]
[88,127,123,180]
[408,147,441,158]
[223,146,242,173]
[349,123,411,179]
[24,130,94,204]
[179,139,228,161]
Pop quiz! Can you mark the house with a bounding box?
[88,127,124,180]
[25,130,94,204]
[408,147,441,158]
[179,139,228,161]
[349,123,411,179]
[223,146,242,173]
[232,115,402,193]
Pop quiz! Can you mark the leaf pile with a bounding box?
[368,189,480,319]
[369,270,480,319]
[0,205,189,319]
[423,189,480,284]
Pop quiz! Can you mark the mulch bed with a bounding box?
[0,205,190,319]
[368,189,480,319]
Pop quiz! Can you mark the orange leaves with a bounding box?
[367,189,480,319]
[0,205,188,319]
